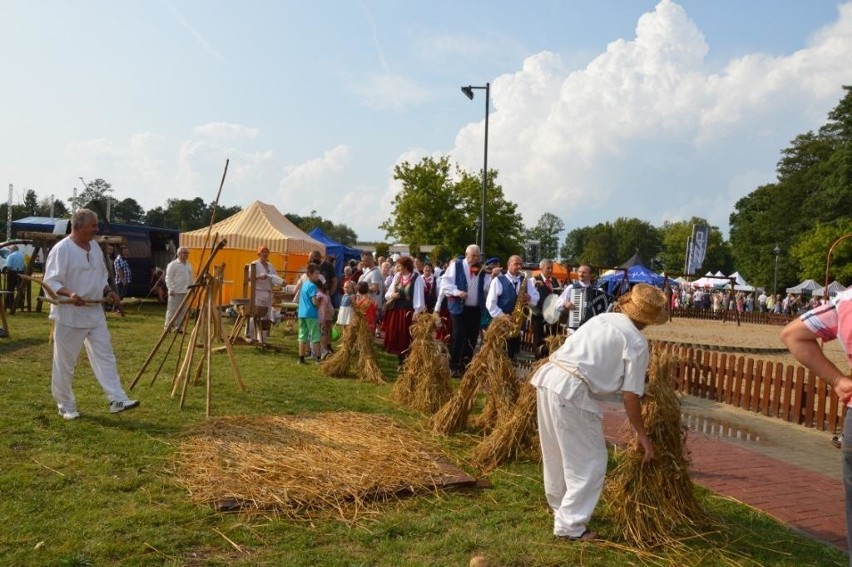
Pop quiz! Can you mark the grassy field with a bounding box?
[0,302,846,566]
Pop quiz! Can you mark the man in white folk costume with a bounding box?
[531,283,668,540]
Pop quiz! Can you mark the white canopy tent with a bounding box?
[713,271,755,292]
[786,279,821,294]
[812,281,847,297]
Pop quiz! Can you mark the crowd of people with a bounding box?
[673,287,826,316]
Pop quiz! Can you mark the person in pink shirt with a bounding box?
[781,289,852,557]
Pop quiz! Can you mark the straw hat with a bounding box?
[615,283,668,326]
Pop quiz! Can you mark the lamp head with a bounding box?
[461,86,474,100]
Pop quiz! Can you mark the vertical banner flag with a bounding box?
[688,225,709,274]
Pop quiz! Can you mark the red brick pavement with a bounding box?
[601,404,848,551]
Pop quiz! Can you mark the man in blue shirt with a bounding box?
[4,245,26,311]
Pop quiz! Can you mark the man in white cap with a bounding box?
[531,283,669,541]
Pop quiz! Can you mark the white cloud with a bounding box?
[448,0,852,239]
[193,123,259,140]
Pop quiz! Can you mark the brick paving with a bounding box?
[601,400,848,552]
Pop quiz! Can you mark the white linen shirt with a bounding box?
[530,312,649,399]
[43,236,109,328]
[165,259,194,294]
[441,259,481,307]
[485,273,540,318]
[385,272,426,314]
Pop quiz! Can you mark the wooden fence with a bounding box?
[651,340,846,434]
[671,307,794,326]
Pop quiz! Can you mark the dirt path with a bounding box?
[645,318,848,369]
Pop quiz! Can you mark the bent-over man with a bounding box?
[531,283,668,540]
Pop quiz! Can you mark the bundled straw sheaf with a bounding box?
[355,307,386,384]
[469,316,521,432]
[471,381,539,471]
[430,316,518,436]
[321,306,385,383]
[470,333,568,471]
[320,310,360,377]
[393,314,453,413]
[173,412,447,520]
[604,350,706,549]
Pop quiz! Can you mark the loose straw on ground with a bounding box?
[393,313,453,414]
[603,350,706,549]
[173,412,448,520]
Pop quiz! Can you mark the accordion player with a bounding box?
[558,286,612,330]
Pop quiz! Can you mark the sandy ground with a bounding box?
[644,318,848,369]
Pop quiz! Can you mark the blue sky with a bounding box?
[1,0,850,243]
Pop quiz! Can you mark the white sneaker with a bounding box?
[58,408,80,420]
[109,399,140,414]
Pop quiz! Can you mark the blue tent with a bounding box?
[598,263,667,295]
[307,227,362,275]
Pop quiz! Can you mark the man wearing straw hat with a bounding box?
[530,283,668,541]
[781,288,852,557]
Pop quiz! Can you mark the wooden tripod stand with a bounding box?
[129,237,245,416]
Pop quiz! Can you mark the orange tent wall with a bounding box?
[531,262,577,285]
[186,247,311,305]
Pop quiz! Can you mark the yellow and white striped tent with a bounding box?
[180,201,324,304]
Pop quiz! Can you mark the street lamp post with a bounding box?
[773,244,781,296]
[461,83,490,254]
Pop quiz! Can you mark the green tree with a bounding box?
[143,198,240,231]
[790,219,852,284]
[731,86,852,290]
[374,242,390,259]
[23,190,39,216]
[37,196,68,218]
[71,178,113,219]
[582,223,617,267]
[659,218,732,277]
[611,217,662,265]
[285,210,358,246]
[526,213,564,261]
[112,198,146,225]
[560,226,591,265]
[379,156,525,261]
[0,203,28,238]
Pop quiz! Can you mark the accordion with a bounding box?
[566,287,611,328]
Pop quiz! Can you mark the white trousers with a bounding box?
[165,292,188,330]
[536,386,608,537]
[52,322,129,411]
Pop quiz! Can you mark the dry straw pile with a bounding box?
[173,412,447,520]
[430,316,518,436]
[604,350,706,549]
[320,307,385,384]
[471,333,566,471]
[393,314,453,414]
[320,310,360,377]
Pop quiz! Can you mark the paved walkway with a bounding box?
[600,395,848,551]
